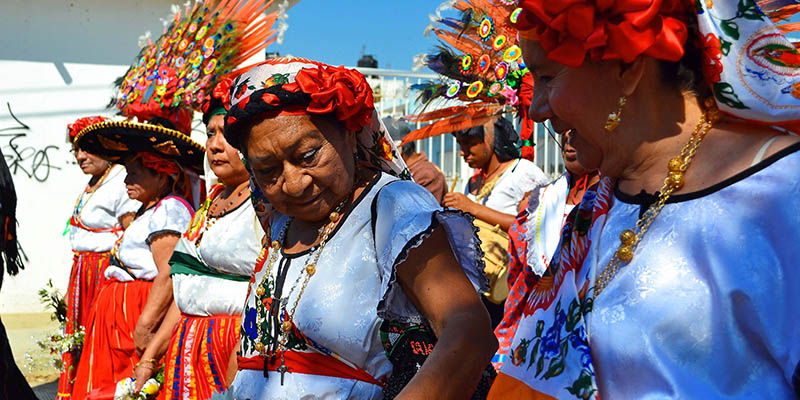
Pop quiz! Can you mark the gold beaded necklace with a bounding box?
[594,106,720,297]
[251,197,347,383]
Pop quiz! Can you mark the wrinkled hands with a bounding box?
[443,192,476,214]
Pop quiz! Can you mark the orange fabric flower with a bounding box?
[379,137,394,161]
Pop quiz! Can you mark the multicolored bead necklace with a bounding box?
[252,196,348,384]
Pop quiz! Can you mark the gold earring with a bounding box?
[604,96,627,133]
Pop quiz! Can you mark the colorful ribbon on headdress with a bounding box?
[67,116,108,143]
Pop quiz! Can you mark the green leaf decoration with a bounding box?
[536,320,545,337]
[737,0,764,20]
[536,353,545,376]
[542,357,565,379]
[720,20,740,40]
[720,39,732,56]
[527,339,541,370]
[566,370,598,398]
[713,82,750,109]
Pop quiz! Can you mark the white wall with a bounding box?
[0,60,129,313]
[0,0,291,314]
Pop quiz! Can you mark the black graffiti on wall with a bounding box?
[0,103,61,182]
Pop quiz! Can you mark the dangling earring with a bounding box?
[604,96,627,133]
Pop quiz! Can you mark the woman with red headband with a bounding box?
[490,0,800,398]
[69,120,201,399]
[221,57,497,399]
[58,116,141,399]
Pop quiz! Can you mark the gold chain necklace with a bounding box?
[594,106,720,297]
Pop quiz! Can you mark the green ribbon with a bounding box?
[169,251,250,282]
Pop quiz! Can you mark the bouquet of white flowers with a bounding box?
[114,377,160,400]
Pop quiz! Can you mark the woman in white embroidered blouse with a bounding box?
[58,116,141,399]
[221,58,498,400]
[70,120,201,399]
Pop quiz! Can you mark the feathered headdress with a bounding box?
[404,0,536,160]
[113,0,285,133]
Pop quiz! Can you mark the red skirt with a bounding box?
[163,314,240,400]
[58,251,110,400]
[70,279,152,400]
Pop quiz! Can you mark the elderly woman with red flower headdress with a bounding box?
[57,116,141,399]
[488,0,800,398]
[221,57,498,399]
[69,119,201,399]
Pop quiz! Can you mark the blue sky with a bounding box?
[271,0,445,70]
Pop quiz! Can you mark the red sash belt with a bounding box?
[70,215,124,234]
[237,351,384,387]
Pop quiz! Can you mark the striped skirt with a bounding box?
[71,279,152,400]
[163,314,241,400]
[58,251,110,400]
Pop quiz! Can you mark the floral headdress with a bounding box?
[113,0,285,132]
[223,57,411,229]
[402,0,536,161]
[514,0,800,129]
[224,57,410,178]
[67,116,109,143]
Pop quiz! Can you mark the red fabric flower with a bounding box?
[516,0,689,67]
[67,116,108,142]
[700,33,723,83]
[262,93,281,106]
[237,95,251,110]
[137,152,180,176]
[212,77,233,110]
[294,66,375,131]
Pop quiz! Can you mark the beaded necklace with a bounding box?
[195,183,249,246]
[252,196,348,384]
[66,166,115,234]
[594,106,720,297]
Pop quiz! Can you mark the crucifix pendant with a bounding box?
[277,355,289,385]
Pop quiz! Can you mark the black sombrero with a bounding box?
[74,120,205,174]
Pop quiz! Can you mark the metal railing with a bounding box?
[352,66,564,193]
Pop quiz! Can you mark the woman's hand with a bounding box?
[443,192,476,214]
[132,361,156,392]
[395,226,498,399]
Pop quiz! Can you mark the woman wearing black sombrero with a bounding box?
[70,117,203,399]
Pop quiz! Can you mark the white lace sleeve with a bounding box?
[372,180,488,323]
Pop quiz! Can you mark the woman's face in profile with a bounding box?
[245,114,357,222]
